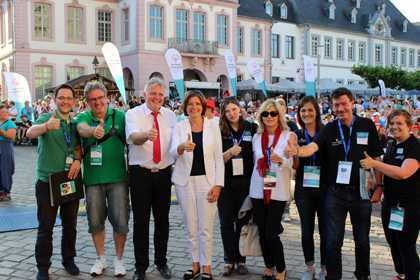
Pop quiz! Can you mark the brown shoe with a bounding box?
[223,264,234,277]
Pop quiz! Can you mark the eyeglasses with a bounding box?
[56,97,74,101]
[261,111,279,118]
[88,96,106,103]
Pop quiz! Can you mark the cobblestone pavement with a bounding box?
[0,146,418,280]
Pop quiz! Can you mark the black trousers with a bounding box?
[382,201,419,280]
[324,187,372,280]
[251,198,286,273]
[295,190,326,267]
[129,165,172,272]
[35,180,79,272]
[217,177,250,264]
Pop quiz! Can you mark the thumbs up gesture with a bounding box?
[285,132,299,158]
[183,134,196,152]
[271,147,283,165]
[360,151,377,169]
[45,114,60,131]
[93,119,105,139]
[147,127,158,142]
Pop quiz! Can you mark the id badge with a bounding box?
[303,166,320,188]
[389,207,405,231]
[263,166,277,189]
[90,145,103,166]
[336,161,352,185]
[232,157,244,176]
[243,131,252,142]
[357,132,369,145]
[65,155,74,171]
[396,148,404,154]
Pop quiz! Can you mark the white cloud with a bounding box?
[390,0,420,22]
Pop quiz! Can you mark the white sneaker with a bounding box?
[114,257,126,277]
[90,257,107,276]
[301,270,315,280]
[319,270,327,280]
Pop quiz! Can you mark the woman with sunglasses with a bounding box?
[218,97,257,276]
[250,99,297,280]
[294,96,327,280]
[171,91,224,280]
[360,110,419,280]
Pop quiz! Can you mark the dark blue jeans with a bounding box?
[324,186,372,280]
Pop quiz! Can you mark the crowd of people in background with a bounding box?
[0,80,418,280]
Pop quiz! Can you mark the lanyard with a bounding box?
[60,120,72,149]
[338,118,355,161]
[231,130,245,146]
[304,128,317,163]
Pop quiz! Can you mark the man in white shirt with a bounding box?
[125,78,176,280]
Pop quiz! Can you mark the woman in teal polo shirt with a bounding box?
[0,103,17,201]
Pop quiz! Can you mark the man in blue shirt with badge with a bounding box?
[287,88,383,280]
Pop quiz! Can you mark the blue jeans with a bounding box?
[85,182,130,234]
[324,186,372,280]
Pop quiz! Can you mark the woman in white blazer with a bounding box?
[170,91,224,280]
[249,99,297,280]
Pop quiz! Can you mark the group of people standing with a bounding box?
[24,77,418,280]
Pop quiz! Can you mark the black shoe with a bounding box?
[63,261,80,275]
[236,263,248,275]
[183,269,200,280]
[156,264,172,279]
[36,271,49,280]
[133,270,146,280]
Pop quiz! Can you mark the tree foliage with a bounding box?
[351,65,420,90]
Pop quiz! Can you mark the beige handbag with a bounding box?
[239,219,262,257]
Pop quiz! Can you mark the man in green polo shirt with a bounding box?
[27,84,82,280]
[74,81,129,277]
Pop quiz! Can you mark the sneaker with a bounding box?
[318,270,327,280]
[4,193,11,201]
[114,257,126,277]
[282,213,291,222]
[301,270,315,280]
[90,257,107,276]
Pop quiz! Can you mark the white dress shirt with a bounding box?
[125,103,176,169]
[249,131,294,201]
[170,118,225,187]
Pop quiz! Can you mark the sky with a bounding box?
[390,0,420,22]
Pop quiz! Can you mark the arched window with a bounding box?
[280,3,288,19]
[265,1,273,17]
[329,4,336,20]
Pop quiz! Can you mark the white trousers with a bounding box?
[175,175,217,266]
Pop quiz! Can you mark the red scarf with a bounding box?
[257,128,281,205]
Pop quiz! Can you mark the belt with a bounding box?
[138,165,170,173]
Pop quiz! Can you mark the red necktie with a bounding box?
[152,112,161,163]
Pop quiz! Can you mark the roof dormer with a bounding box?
[356,0,361,9]
[403,19,408,32]
[265,1,273,17]
[329,2,336,20]
[280,2,288,19]
[351,7,358,24]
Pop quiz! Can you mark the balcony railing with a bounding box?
[168,38,218,55]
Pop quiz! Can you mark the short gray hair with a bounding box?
[144,77,166,94]
[84,81,107,97]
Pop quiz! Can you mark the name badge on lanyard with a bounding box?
[263,148,276,189]
[336,120,354,185]
[396,148,404,154]
[303,166,320,188]
[232,157,244,176]
[65,155,74,171]
[90,145,103,166]
[357,132,368,145]
[61,120,73,171]
[243,131,252,142]
[389,206,405,231]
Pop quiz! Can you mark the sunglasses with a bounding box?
[261,111,279,118]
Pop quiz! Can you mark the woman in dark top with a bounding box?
[293,96,327,280]
[218,97,257,276]
[360,110,419,280]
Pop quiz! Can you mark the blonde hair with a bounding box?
[256,99,289,134]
